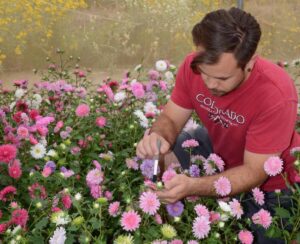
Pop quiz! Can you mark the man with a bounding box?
[136,7,299,243]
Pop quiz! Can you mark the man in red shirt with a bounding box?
[136,7,299,243]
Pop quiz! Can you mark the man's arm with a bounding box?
[156,150,279,203]
[136,100,193,158]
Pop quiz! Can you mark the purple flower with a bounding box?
[140,159,155,179]
[166,201,184,217]
[44,161,56,172]
[189,164,200,177]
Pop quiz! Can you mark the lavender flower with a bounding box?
[189,164,200,177]
[166,201,184,217]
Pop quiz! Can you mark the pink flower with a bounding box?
[162,169,177,183]
[252,187,265,206]
[104,191,113,200]
[238,230,254,244]
[229,199,244,219]
[0,186,17,201]
[0,223,7,234]
[62,194,72,209]
[96,116,106,127]
[8,163,22,179]
[252,209,272,229]
[154,213,162,224]
[194,204,210,220]
[203,160,216,175]
[86,168,104,187]
[108,201,120,217]
[29,135,38,145]
[17,125,29,139]
[170,240,183,244]
[0,144,17,163]
[213,176,231,196]
[11,209,29,227]
[187,241,199,244]
[125,158,139,170]
[139,191,160,215]
[131,82,145,99]
[10,202,19,209]
[120,210,141,231]
[192,216,211,239]
[264,156,283,176]
[209,211,221,223]
[182,139,199,148]
[90,185,102,199]
[75,104,90,117]
[42,167,52,177]
[28,182,47,200]
[207,153,224,172]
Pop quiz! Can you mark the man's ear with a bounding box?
[246,54,258,70]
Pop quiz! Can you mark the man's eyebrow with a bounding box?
[198,67,232,80]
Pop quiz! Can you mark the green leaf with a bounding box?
[28,235,44,243]
[275,207,291,218]
[35,217,49,230]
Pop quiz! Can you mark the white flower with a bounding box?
[11,225,22,235]
[155,60,168,72]
[51,212,71,226]
[15,89,25,99]
[30,143,46,159]
[114,91,126,102]
[220,213,230,221]
[10,102,16,110]
[47,149,58,158]
[165,71,174,82]
[140,118,149,128]
[75,193,82,201]
[218,201,231,212]
[144,102,158,114]
[49,227,67,244]
[133,110,145,120]
[33,94,42,103]
[183,119,199,132]
[130,79,137,85]
[218,221,225,228]
[40,137,47,146]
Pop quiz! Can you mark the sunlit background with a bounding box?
[0,0,299,86]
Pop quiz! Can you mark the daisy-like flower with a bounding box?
[51,211,71,226]
[114,91,127,102]
[164,71,174,82]
[109,201,120,217]
[120,210,141,232]
[263,156,283,176]
[238,230,254,244]
[252,187,265,206]
[189,164,200,177]
[144,102,159,115]
[194,204,210,220]
[30,143,46,159]
[182,139,199,148]
[192,216,211,240]
[75,104,90,117]
[229,198,244,219]
[166,201,184,217]
[203,160,216,175]
[0,144,17,163]
[161,224,177,239]
[86,168,104,187]
[114,234,134,244]
[213,176,231,196]
[11,209,29,227]
[252,209,272,229]
[155,60,168,72]
[207,153,224,172]
[139,191,160,215]
[49,226,67,244]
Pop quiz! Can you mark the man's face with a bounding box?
[198,52,247,97]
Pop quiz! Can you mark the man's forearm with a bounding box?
[188,164,268,197]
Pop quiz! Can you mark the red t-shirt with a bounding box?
[171,53,300,191]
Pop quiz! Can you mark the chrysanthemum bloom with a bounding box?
[109,201,120,217]
[189,164,200,177]
[229,199,244,219]
[75,104,90,117]
[162,169,177,183]
[17,125,29,139]
[238,230,254,244]
[166,201,184,217]
[30,143,46,159]
[0,223,7,234]
[131,82,145,99]
[49,226,67,244]
[61,194,72,209]
[11,208,29,227]
[114,234,134,244]
[252,187,265,206]
[120,210,141,232]
[187,241,199,244]
[125,158,139,170]
[160,224,177,239]
[8,163,22,179]
[154,213,163,224]
[182,139,199,148]
[209,211,221,223]
[148,69,160,80]
[0,186,17,201]
[194,204,210,220]
[0,144,17,163]
[96,116,106,128]
[192,216,211,239]
[207,153,225,172]
[203,160,216,175]
[28,182,47,200]
[155,60,168,72]
[170,240,183,244]
[86,168,104,187]
[252,209,272,229]
[213,176,231,196]
[263,156,283,176]
[139,191,160,215]
[90,184,102,199]
[140,159,155,179]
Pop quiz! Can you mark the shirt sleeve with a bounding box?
[170,55,194,109]
[245,100,297,154]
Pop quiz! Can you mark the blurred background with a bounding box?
[0,0,299,85]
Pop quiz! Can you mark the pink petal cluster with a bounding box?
[139,191,160,215]
[108,201,120,217]
[192,216,211,239]
[86,168,104,187]
[263,156,283,176]
[131,82,145,99]
[61,194,72,209]
[213,176,231,196]
[28,182,47,200]
[120,210,141,231]
[0,186,17,202]
[238,230,254,244]
[75,104,90,117]
[252,187,265,206]
[194,204,210,220]
[207,153,224,172]
[181,139,199,148]
[125,158,139,170]
[252,209,272,229]
[162,169,177,183]
[11,208,29,227]
[8,160,22,179]
[96,116,106,128]
[170,240,183,244]
[229,198,244,219]
[0,144,17,163]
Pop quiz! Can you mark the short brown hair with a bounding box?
[191,7,261,72]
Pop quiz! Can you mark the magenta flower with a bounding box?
[213,176,231,196]
[192,216,211,239]
[238,230,254,244]
[0,186,17,202]
[108,201,120,217]
[120,210,141,231]
[96,116,106,128]
[8,163,22,179]
[181,139,199,148]
[75,104,90,117]
[28,182,47,200]
[252,187,265,206]
[252,209,272,229]
[263,156,283,176]
[61,194,72,209]
[11,209,29,227]
[229,199,244,219]
[194,204,210,220]
[139,191,160,215]
[0,144,17,163]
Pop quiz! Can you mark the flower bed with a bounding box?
[0,52,299,243]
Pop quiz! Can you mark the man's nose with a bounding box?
[205,77,218,89]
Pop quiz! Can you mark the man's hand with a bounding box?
[136,130,171,159]
[155,174,193,203]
